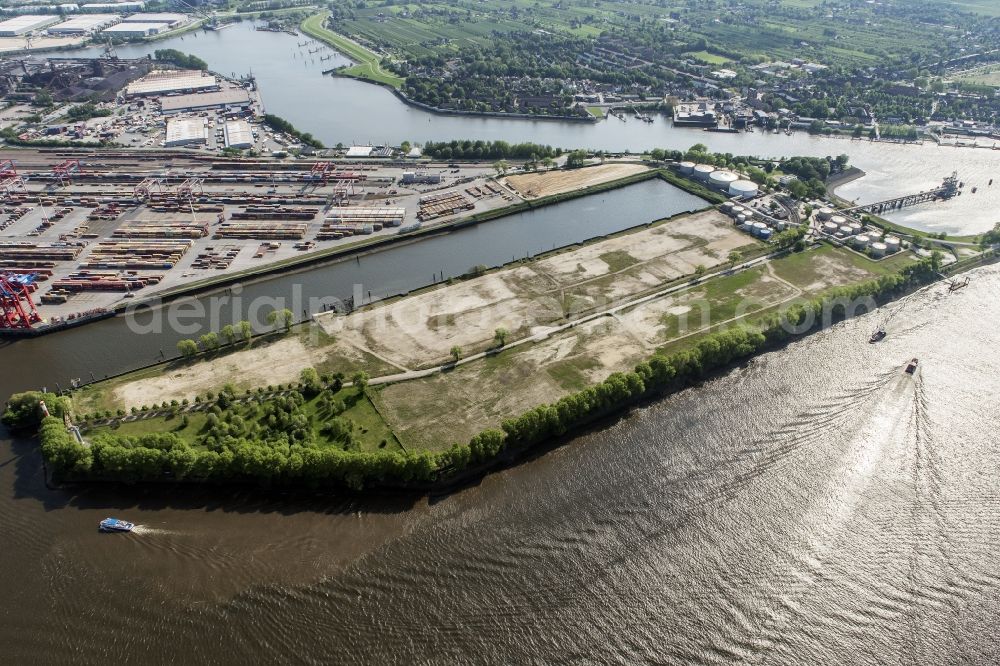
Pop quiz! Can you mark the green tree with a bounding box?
[728,250,742,264]
[177,339,198,357]
[494,327,509,347]
[565,150,588,168]
[221,324,237,346]
[351,371,369,394]
[239,320,253,343]
[267,308,294,332]
[199,332,220,351]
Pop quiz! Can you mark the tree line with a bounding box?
[421,140,560,161]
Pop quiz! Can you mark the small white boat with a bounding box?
[99,518,134,533]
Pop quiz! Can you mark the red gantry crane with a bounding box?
[0,272,41,330]
[52,159,81,187]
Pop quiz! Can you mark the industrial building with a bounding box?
[164,117,207,147]
[160,88,251,114]
[80,2,144,12]
[101,22,165,37]
[125,70,217,97]
[0,15,60,36]
[401,172,442,185]
[121,12,185,27]
[223,119,253,149]
[47,14,119,35]
[345,146,373,158]
[673,101,717,127]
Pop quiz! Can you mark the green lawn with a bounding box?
[586,106,605,118]
[687,50,732,65]
[300,13,405,88]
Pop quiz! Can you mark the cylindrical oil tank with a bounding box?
[679,161,695,175]
[885,236,901,253]
[775,221,786,231]
[839,225,852,237]
[731,205,745,217]
[693,164,715,180]
[729,180,759,198]
[736,214,747,224]
[753,221,768,237]
[709,170,739,189]
[870,242,887,257]
[817,207,834,221]
[830,215,847,227]
[853,234,871,248]
[721,201,734,213]
[848,223,863,235]
[759,227,773,240]
[822,221,839,235]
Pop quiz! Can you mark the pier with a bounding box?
[842,172,960,215]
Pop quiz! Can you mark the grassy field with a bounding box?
[687,50,731,65]
[84,388,402,454]
[300,13,405,88]
[586,106,605,118]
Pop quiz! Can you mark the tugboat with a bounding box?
[99,517,134,533]
[905,358,919,375]
[869,328,886,343]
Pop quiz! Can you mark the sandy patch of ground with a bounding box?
[317,209,754,369]
[115,337,315,407]
[505,163,650,199]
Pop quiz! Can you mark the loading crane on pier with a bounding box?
[0,273,41,330]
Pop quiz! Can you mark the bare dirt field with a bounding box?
[505,163,650,199]
[320,209,756,369]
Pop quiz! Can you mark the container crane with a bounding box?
[0,273,41,330]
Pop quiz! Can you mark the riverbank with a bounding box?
[301,13,595,124]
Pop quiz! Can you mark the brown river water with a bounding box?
[2,262,998,664]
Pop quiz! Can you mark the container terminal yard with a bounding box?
[0,148,513,331]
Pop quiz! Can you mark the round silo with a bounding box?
[693,164,715,180]
[709,170,739,189]
[884,236,902,253]
[679,161,696,175]
[729,180,759,198]
[870,242,887,257]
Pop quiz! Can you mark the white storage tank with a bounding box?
[822,221,839,235]
[775,221,786,231]
[817,207,834,221]
[848,223,863,235]
[731,205,745,217]
[739,223,753,232]
[721,201,734,214]
[679,161,696,175]
[709,170,739,189]
[830,215,847,227]
[870,242,887,257]
[736,214,747,224]
[752,221,768,237]
[759,227,773,240]
[885,236,902,253]
[693,164,716,180]
[853,234,871,248]
[838,225,852,237]
[729,180,759,198]
[867,230,883,242]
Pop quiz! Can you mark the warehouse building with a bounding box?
[224,119,254,149]
[101,21,165,37]
[80,2,145,12]
[160,88,252,114]
[121,12,185,28]
[0,15,60,36]
[126,70,217,97]
[48,14,120,35]
[164,117,207,147]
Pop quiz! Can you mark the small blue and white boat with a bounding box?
[99,518,134,533]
